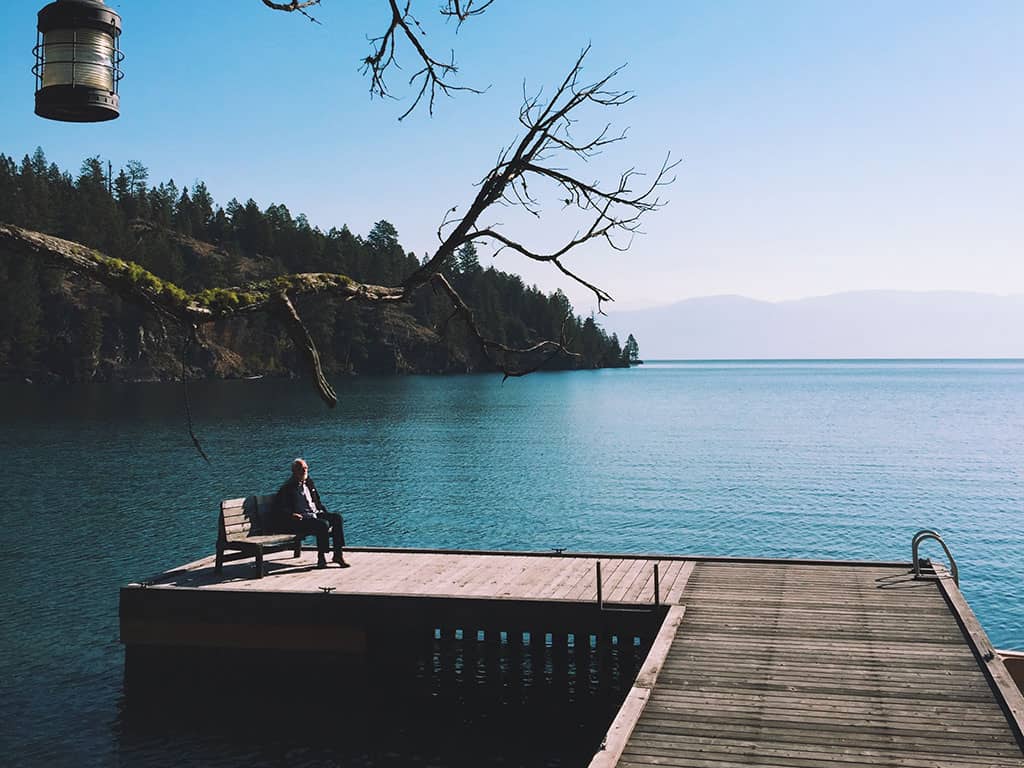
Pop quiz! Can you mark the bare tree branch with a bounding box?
[181,328,212,463]
[260,0,322,24]
[274,292,338,407]
[261,0,321,7]
[440,0,495,28]
[0,224,403,325]
[260,0,490,117]
[430,273,578,379]
[405,46,678,313]
[360,0,486,120]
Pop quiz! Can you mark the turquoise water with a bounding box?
[2,359,1023,765]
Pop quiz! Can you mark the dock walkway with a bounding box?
[611,561,1024,768]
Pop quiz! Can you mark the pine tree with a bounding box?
[148,182,175,227]
[0,154,26,225]
[113,169,133,218]
[456,241,481,275]
[366,219,405,284]
[191,181,215,240]
[175,187,195,235]
[125,160,149,196]
[624,333,639,364]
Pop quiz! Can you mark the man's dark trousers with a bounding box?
[287,512,345,558]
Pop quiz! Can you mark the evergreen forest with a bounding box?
[0,149,636,383]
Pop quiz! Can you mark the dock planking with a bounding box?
[141,548,678,605]
[612,561,1024,768]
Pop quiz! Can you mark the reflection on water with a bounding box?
[117,634,637,768]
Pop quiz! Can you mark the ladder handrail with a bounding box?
[912,529,959,586]
[595,561,662,611]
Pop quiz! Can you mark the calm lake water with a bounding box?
[2,359,1023,766]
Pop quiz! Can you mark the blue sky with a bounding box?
[1,1,1020,313]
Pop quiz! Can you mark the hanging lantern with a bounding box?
[33,0,123,122]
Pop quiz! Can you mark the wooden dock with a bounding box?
[596,560,1024,768]
[120,548,1024,767]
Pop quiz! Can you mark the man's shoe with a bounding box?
[317,556,328,569]
[332,553,349,566]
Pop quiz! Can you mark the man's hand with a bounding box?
[293,513,302,520]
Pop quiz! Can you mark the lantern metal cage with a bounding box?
[32,0,123,122]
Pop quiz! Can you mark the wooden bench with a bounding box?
[215,495,302,578]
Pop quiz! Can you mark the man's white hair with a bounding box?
[292,458,307,468]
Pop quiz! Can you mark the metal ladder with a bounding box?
[911,529,959,586]
[595,560,662,610]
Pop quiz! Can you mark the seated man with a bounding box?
[274,458,349,568]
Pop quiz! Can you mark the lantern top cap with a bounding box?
[38,0,121,35]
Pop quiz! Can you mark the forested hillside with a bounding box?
[0,149,632,382]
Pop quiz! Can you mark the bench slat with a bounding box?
[224,534,298,546]
[223,513,251,525]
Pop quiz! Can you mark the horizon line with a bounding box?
[612,289,1024,314]
[640,357,1024,363]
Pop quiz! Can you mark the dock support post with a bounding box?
[530,629,547,692]
[439,626,457,693]
[552,630,568,696]
[621,635,638,686]
[654,562,660,606]
[509,630,524,695]
[597,632,613,694]
[575,630,594,697]
[484,625,501,688]
[596,561,603,609]
[464,627,481,687]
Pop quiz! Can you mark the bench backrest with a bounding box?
[219,494,278,541]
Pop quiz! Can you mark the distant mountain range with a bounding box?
[604,291,1024,359]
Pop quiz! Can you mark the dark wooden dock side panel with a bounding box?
[616,562,1024,768]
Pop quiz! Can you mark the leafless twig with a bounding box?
[361,0,486,119]
[260,0,322,24]
[440,0,495,28]
[181,328,212,462]
[431,273,577,379]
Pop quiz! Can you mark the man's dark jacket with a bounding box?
[273,476,327,531]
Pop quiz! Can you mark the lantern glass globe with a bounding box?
[33,0,123,123]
